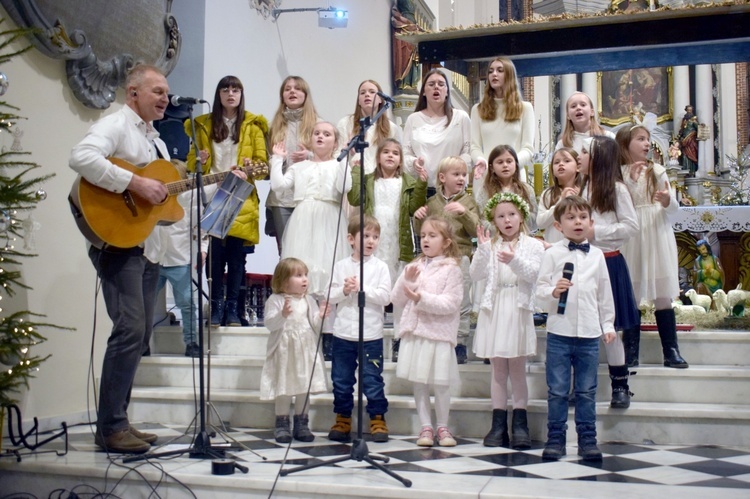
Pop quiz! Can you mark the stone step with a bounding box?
[152,326,750,367]
[129,386,750,447]
[135,356,750,404]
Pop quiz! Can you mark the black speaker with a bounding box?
[154,101,192,161]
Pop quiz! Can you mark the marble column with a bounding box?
[672,65,690,138]
[695,64,714,176]
[582,72,598,114]
[560,74,577,132]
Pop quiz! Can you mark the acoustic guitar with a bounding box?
[69,157,268,249]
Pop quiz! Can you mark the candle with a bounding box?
[534,162,543,198]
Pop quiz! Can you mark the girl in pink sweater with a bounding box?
[391,215,463,447]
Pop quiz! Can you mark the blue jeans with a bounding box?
[331,336,388,417]
[545,333,599,440]
[89,246,159,436]
[157,264,197,345]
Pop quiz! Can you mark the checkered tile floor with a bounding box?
[6,423,750,491]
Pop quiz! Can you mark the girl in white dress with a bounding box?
[471,192,544,449]
[261,258,329,443]
[337,79,402,175]
[555,91,614,152]
[270,121,352,298]
[616,125,688,369]
[537,147,583,244]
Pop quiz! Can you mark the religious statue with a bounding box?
[668,138,681,164]
[391,0,422,94]
[679,105,699,176]
[694,239,725,295]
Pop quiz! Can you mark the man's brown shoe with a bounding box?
[95,429,150,454]
[129,425,158,444]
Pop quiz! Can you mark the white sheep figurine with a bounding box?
[727,285,749,317]
[685,289,712,313]
[672,300,707,316]
[712,289,730,315]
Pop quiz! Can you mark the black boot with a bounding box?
[455,344,467,364]
[274,415,292,443]
[210,299,223,326]
[622,326,641,367]
[655,309,689,368]
[293,414,315,442]
[483,409,509,447]
[225,300,242,326]
[609,364,632,409]
[510,409,531,449]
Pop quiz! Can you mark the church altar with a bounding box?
[671,206,750,233]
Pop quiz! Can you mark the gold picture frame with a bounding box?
[598,67,673,126]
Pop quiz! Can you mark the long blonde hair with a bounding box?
[476,57,523,122]
[270,76,318,147]
[560,92,607,148]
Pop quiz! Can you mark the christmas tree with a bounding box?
[0,20,68,408]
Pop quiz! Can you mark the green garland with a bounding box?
[483,191,530,222]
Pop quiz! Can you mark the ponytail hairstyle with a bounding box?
[560,92,607,148]
[415,68,453,129]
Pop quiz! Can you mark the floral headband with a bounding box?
[484,191,530,222]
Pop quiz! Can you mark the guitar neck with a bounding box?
[165,163,267,196]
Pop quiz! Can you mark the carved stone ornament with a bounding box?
[0,0,181,109]
[249,0,282,20]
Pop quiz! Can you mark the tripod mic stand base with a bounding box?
[279,438,412,487]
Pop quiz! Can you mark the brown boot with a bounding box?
[370,415,389,443]
[129,425,157,444]
[328,413,352,442]
[95,428,150,454]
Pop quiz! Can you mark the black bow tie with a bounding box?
[568,242,590,253]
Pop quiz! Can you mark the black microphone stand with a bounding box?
[124,102,248,473]
[279,100,411,488]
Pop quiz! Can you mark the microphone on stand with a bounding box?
[557,262,574,315]
[170,95,208,106]
[376,91,396,104]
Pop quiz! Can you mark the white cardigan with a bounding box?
[470,233,545,312]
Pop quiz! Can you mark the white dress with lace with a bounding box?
[373,177,403,283]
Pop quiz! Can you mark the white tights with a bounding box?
[414,382,451,428]
[275,395,309,416]
[489,357,528,410]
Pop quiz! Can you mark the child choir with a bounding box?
[194,68,685,459]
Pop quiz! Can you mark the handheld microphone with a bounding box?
[169,95,208,106]
[557,262,575,315]
[376,91,396,104]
